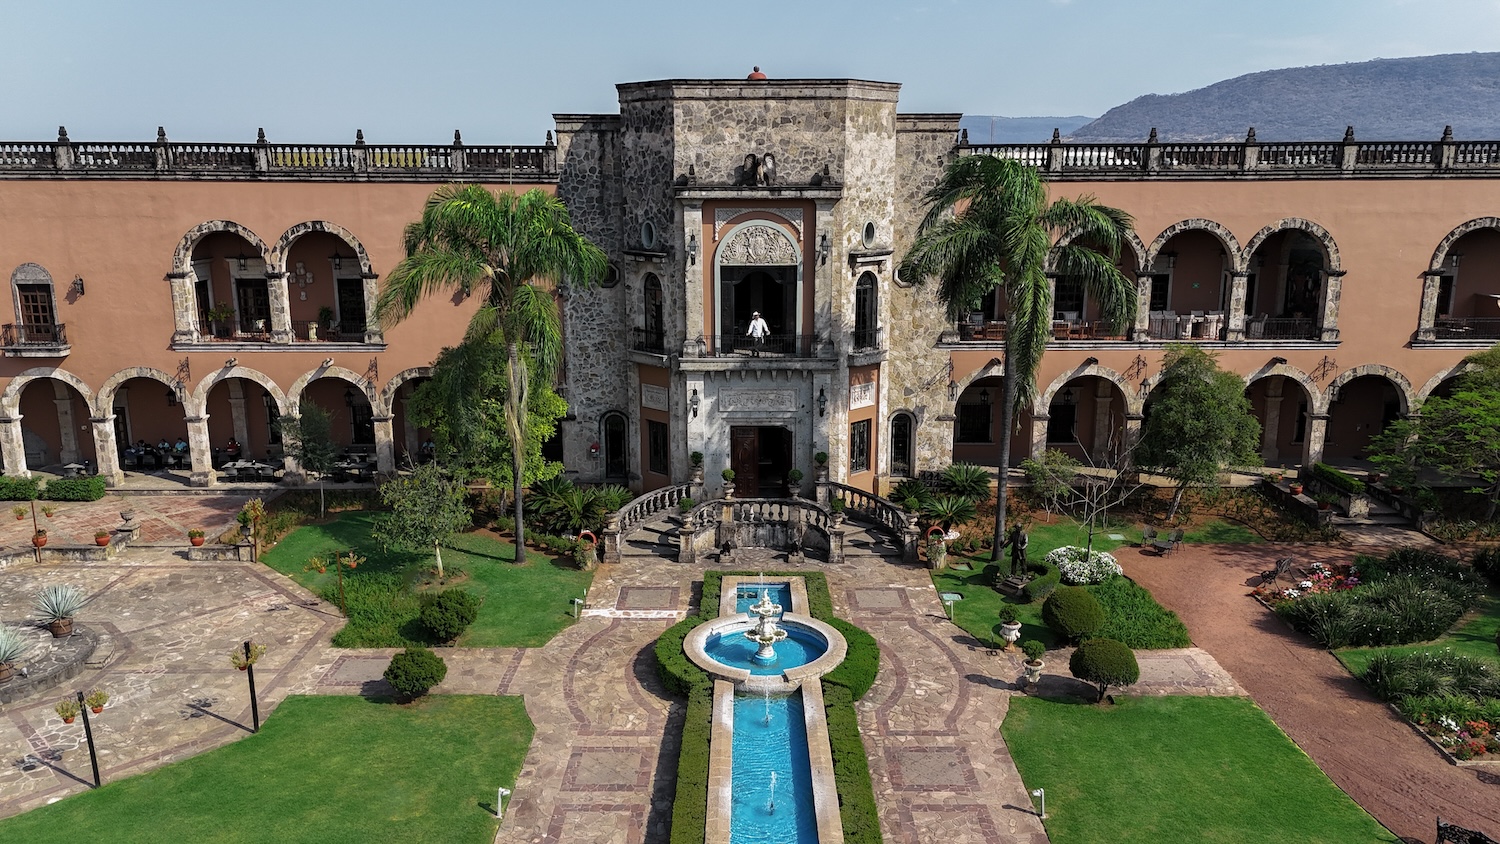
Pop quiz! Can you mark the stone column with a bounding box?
[1417,272,1443,341]
[91,416,123,487]
[603,512,623,565]
[373,414,396,476]
[1122,413,1143,455]
[1028,413,1049,462]
[1303,413,1329,466]
[362,274,384,344]
[1090,380,1114,458]
[1318,271,1345,343]
[0,414,29,477]
[1225,271,1250,342]
[228,394,250,449]
[1132,274,1152,340]
[265,272,293,343]
[1259,379,1284,462]
[185,414,214,486]
[54,395,80,465]
[167,271,199,343]
[901,512,919,565]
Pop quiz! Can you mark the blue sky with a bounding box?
[3,0,1497,143]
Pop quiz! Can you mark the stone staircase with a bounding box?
[1330,498,1410,528]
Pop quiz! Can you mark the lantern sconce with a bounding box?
[71,276,85,296]
[947,380,958,401]
[1060,387,1077,406]
[818,232,831,265]
[817,387,828,417]
[330,250,348,271]
[687,234,699,266]
[978,387,991,405]
[165,388,177,407]
[1165,251,1178,271]
[689,388,700,418]
[1451,251,1463,269]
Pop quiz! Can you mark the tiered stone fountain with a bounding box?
[744,589,788,664]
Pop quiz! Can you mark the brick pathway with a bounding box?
[0,492,253,548]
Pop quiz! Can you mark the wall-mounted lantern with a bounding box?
[689,388,700,418]
[817,386,828,417]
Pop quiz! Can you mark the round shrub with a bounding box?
[1042,586,1105,644]
[419,589,480,643]
[383,647,447,700]
[1046,545,1124,585]
[1069,637,1139,702]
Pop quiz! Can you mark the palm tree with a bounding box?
[901,155,1137,564]
[377,185,607,561]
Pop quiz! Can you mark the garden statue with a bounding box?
[1007,525,1029,576]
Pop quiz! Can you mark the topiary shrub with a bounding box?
[383,646,447,701]
[40,476,106,501]
[1069,637,1139,702]
[1022,559,1061,602]
[418,589,480,643]
[1042,585,1105,644]
[0,475,40,501]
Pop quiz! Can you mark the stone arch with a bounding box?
[715,221,801,267]
[1049,226,1148,272]
[951,357,1006,411]
[1242,361,1323,406]
[1037,363,1140,417]
[270,220,376,276]
[171,220,271,275]
[96,367,188,416]
[1324,364,1416,416]
[1428,217,1500,272]
[1242,218,1342,274]
[287,365,378,414]
[0,367,95,416]
[379,366,434,416]
[1415,360,1482,405]
[1143,218,1244,273]
[190,366,290,418]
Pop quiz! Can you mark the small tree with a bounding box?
[419,589,481,643]
[280,402,339,517]
[372,463,472,578]
[1135,345,1261,519]
[1021,449,1081,519]
[383,647,448,701]
[1069,637,1139,703]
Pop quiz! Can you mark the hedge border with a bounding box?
[1311,462,1366,496]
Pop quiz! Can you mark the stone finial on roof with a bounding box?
[453,129,463,146]
[687,164,697,184]
[1343,125,1355,143]
[256,128,267,144]
[1246,127,1257,143]
[1147,127,1158,144]
[157,127,167,143]
[57,126,69,143]
[1441,125,1454,142]
[545,130,555,148]
[959,128,969,146]
[747,66,767,80]
[355,129,365,146]
[1051,128,1062,144]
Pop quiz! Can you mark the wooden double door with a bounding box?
[730,425,792,497]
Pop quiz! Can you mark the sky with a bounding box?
[3,0,1499,144]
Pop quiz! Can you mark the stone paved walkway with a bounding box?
[0,493,253,548]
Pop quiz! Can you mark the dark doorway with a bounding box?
[720,267,796,348]
[730,425,792,496]
[336,278,367,334]
[236,279,270,333]
[603,413,628,481]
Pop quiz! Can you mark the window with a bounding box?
[10,263,58,343]
[956,402,991,443]
[603,413,628,479]
[890,412,914,477]
[1054,275,1085,317]
[853,272,878,350]
[350,402,374,444]
[647,419,668,475]
[1148,274,1171,311]
[850,420,871,473]
[336,278,367,334]
[235,278,271,333]
[1046,402,1077,444]
[642,273,664,351]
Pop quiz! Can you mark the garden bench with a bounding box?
[1259,557,1294,586]
[1151,529,1183,555]
[1141,525,1157,546]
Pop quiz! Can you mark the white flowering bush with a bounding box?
[1046,545,1123,584]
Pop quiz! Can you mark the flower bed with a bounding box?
[1046,545,1123,585]
[1250,560,1360,603]
[1413,713,1500,761]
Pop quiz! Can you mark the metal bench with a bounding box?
[1259,557,1294,586]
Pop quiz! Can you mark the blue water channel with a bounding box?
[735,583,793,614]
[731,691,818,844]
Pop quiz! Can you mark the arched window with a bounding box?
[853,272,877,350]
[9,263,60,345]
[890,412,915,477]
[641,273,664,352]
[602,412,628,481]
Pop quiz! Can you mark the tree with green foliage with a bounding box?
[1068,637,1139,703]
[279,402,339,517]
[902,156,1138,562]
[1371,346,1500,520]
[1135,345,1261,519]
[383,647,447,701]
[372,463,472,578]
[377,185,607,561]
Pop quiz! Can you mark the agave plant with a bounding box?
[0,626,28,665]
[33,584,86,623]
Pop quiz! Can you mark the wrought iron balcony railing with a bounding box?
[631,327,667,353]
[707,334,821,358]
[2,322,66,346]
[1434,316,1500,339]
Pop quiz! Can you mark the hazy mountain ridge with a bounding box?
[1068,53,1500,142]
[958,115,1092,144]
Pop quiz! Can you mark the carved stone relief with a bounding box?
[717,225,800,266]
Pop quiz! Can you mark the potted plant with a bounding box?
[188,528,206,547]
[1315,492,1337,511]
[787,468,804,497]
[231,642,268,671]
[1022,639,1046,689]
[926,533,946,569]
[829,497,846,526]
[94,529,110,547]
[84,688,108,714]
[722,468,736,498]
[40,505,56,518]
[34,584,85,638]
[319,305,337,332]
[206,303,235,338]
[999,606,1023,649]
[1287,480,1304,496]
[1266,470,1284,484]
[814,451,829,482]
[0,626,26,683]
[11,505,24,521]
[690,451,704,482]
[56,698,81,724]
[31,528,47,548]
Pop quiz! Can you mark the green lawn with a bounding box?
[1337,591,1500,678]
[262,512,592,647]
[0,695,533,843]
[1003,696,1396,844]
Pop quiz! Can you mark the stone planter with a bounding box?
[927,541,946,570]
[0,662,12,683]
[1023,659,1044,689]
[999,621,1023,650]
[48,617,73,638]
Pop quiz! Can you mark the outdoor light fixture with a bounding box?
[978,387,991,405]
[689,388,700,417]
[1270,356,1288,365]
[1031,788,1047,819]
[71,276,85,296]
[947,380,958,401]
[1165,251,1178,270]
[1451,251,1463,268]
[262,392,276,412]
[165,388,177,407]
[224,358,237,368]
[235,252,250,272]
[687,233,699,266]
[1060,387,1077,406]
[818,232,831,265]
[321,357,334,368]
[817,386,828,417]
[330,250,347,271]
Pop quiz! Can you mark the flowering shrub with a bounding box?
[1251,560,1360,603]
[1046,546,1122,585]
[1414,713,1499,760]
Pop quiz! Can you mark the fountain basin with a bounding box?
[685,613,847,693]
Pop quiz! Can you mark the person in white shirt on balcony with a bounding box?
[747,311,770,357]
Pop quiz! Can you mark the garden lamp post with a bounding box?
[571,597,584,618]
[76,689,101,788]
[496,786,511,821]
[244,640,261,733]
[1031,787,1046,819]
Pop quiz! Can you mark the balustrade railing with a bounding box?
[73,142,155,169]
[618,482,695,535]
[0,143,54,169]
[631,327,667,353]
[707,333,822,358]
[1453,142,1500,166]
[1355,141,1436,166]
[1434,317,1500,339]
[826,482,912,537]
[1160,143,1242,168]
[1,323,67,347]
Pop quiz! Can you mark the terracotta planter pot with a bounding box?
[237,665,248,671]
[1318,502,1332,511]
[1288,484,1303,496]
[14,514,23,520]
[190,536,205,547]
[47,617,73,638]
[90,706,103,714]
[62,716,75,724]
[0,662,12,683]
[32,534,47,547]
[95,535,110,546]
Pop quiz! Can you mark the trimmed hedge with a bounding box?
[418,589,480,642]
[1022,558,1061,602]
[668,684,713,844]
[823,683,882,844]
[40,476,107,501]
[825,618,880,700]
[0,475,40,501]
[1069,637,1140,702]
[1311,462,1365,496]
[655,614,710,696]
[382,646,447,700]
[1042,585,1105,644]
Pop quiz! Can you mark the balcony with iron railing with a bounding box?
[706,334,822,358]
[1,323,68,356]
[631,327,667,354]
[1434,316,1500,340]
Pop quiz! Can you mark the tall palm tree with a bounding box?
[901,155,1137,564]
[377,185,607,560]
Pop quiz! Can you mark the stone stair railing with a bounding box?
[677,496,845,566]
[603,479,700,564]
[819,481,920,564]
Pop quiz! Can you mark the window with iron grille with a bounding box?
[850,419,871,473]
[890,413,914,476]
[853,272,877,350]
[956,402,991,443]
[647,419,668,475]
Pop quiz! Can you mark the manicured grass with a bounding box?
[262,512,592,647]
[1337,591,1500,678]
[1003,696,1396,844]
[0,695,534,844]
